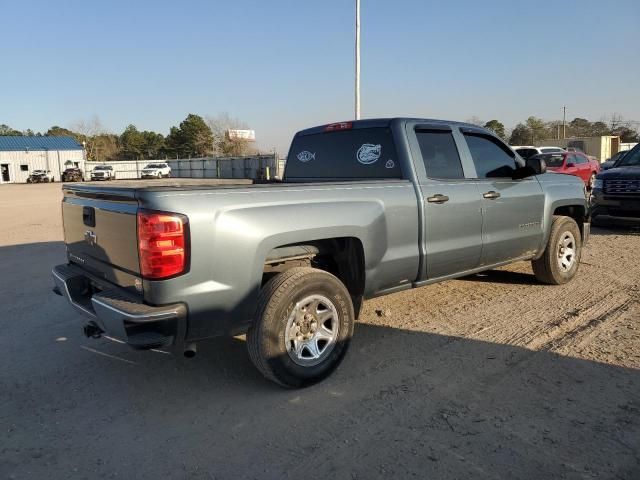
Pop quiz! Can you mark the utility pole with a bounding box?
[355,0,361,120]
[562,106,567,139]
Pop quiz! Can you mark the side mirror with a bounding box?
[566,162,575,168]
[525,157,547,175]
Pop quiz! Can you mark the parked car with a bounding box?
[53,118,589,388]
[61,168,84,182]
[601,150,628,171]
[90,165,115,181]
[26,170,54,183]
[513,146,566,159]
[530,151,600,189]
[591,144,640,225]
[141,162,171,179]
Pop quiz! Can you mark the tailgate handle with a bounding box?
[83,206,96,227]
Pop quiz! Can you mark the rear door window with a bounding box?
[464,134,517,178]
[286,128,402,180]
[416,130,464,179]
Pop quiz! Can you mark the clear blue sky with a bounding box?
[2,0,638,153]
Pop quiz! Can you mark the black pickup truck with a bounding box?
[591,143,640,225]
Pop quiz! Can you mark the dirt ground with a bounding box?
[1,183,639,479]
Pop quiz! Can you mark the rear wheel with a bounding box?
[247,267,354,388]
[532,216,582,285]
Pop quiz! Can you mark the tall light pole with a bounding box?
[355,0,361,120]
[562,106,567,139]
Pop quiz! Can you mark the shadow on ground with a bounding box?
[461,269,538,285]
[1,241,639,479]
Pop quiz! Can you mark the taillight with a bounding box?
[324,121,353,132]
[137,210,189,280]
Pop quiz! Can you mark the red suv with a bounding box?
[531,152,600,189]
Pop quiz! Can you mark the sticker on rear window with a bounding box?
[357,144,382,165]
[296,151,315,163]
[385,159,395,169]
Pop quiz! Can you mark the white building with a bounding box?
[0,136,85,183]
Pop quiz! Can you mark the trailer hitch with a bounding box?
[83,322,104,339]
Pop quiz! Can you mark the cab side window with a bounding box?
[575,154,587,164]
[464,133,517,178]
[416,130,464,179]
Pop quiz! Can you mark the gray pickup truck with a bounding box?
[53,118,589,387]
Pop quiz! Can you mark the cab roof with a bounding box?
[296,118,494,136]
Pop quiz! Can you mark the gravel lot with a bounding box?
[1,183,639,479]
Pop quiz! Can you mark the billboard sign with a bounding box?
[226,129,256,141]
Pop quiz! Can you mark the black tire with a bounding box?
[247,267,354,388]
[532,215,582,285]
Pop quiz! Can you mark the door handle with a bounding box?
[427,194,449,204]
[483,191,501,200]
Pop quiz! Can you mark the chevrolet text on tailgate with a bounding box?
[53,118,590,388]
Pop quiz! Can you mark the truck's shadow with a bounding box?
[2,241,640,479]
[460,269,537,285]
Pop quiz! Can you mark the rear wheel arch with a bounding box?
[262,237,366,318]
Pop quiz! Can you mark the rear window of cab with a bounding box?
[285,128,402,180]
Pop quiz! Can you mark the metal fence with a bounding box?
[84,154,282,180]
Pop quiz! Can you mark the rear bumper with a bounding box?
[52,264,186,349]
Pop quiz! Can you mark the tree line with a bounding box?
[468,114,640,146]
[0,113,255,161]
[2,113,638,161]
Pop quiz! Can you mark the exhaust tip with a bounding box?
[184,343,197,358]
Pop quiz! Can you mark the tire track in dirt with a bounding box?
[531,297,633,351]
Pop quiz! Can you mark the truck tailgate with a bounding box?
[62,186,140,289]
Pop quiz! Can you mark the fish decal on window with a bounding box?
[297,151,315,162]
[357,144,382,165]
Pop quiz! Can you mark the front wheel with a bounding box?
[532,216,582,285]
[247,267,354,388]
